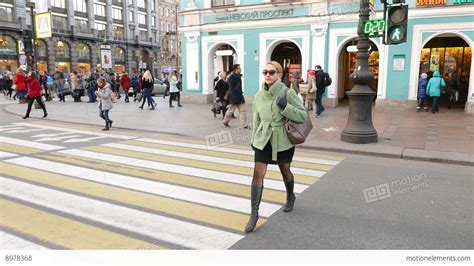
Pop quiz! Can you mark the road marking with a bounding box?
[0,143,42,155]
[136,138,342,165]
[0,136,64,151]
[0,151,18,158]
[120,140,334,173]
[39,153,288,204]
[1,177,243,249]
[32,132,80,138]
[2,128,46,133]
[13,122,136,140]
[0,197,163,250]
[63,136,107,143]
[0,127,26,132]
[58,149,308,193]
[35,135,82,142]
[0,231,48,250]
[5,157,281,217]
[101,143,327,178]
[2,161,265,232]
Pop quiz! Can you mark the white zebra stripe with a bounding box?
[0,136,64,151]
[5,156,281,217]
[0,177,243,250]
[0,231,48,250]
[136,138,340,166]
[101,143,327,177]
[0,151,18,158]
[56,149,309,193]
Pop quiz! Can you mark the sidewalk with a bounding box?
[4,96,474,166]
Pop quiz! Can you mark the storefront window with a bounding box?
[212,0,235,7]
[77,43,90,61]
[56,41,70,59]
[0,35,17,73]
[114,65,125,73]
[55,62,70,74]
[114,48,125,62]
[77,63,91,74]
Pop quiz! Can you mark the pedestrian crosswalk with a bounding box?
[0,121,345,250]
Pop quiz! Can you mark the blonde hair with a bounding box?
[168,72,176,83]
[266,61,283,75]
[142,70,153,82]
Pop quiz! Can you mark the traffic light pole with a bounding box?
[26,2,37,72]
[341,0,378,144]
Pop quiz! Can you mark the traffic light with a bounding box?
[385,4,408,45]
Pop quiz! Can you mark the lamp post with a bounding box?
[26,1,37,72]
[340,0,378,144]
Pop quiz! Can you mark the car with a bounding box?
[152,79,167,96]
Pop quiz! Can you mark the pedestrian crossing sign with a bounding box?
[35,13,52,39]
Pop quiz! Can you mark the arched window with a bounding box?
[55,41,70,59]
[77,43,90,61]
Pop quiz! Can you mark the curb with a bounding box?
[3,103,473,167]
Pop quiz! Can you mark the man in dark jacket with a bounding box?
[314,65,326,116]
[447,68,459,109]
[214,71,229,118]
[223,64,248,128]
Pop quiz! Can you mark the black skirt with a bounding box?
[252,141,295,165]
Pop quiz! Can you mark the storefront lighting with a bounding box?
[216,50,234,56]
[57,41,64,47]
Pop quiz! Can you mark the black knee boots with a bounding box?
[283,180,295,212]
[245,185,263,233]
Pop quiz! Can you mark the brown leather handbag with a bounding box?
[283,88,313,145]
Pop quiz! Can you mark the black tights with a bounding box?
[251,162,294,187]
[25,96,47,117]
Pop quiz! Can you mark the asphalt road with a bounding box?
[1,107,472,250]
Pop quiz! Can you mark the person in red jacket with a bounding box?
[120,71,131,103]
[23,72,47,119]
[14,68,27,102]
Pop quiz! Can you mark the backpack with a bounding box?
[46,76,54,85]
[323,72,332,87]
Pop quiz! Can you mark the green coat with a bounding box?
[251,80,307,161]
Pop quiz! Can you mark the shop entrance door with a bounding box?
[419,36,471,109]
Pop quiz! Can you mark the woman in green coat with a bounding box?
[245,61,307,233]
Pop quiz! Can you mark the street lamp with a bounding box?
[341,0,378,144]
[25,1,37,72]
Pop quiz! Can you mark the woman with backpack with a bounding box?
[426,70,446,114]
[245,61,307,233]
[95,77,114,131]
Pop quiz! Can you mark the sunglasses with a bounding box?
[262,70,277,76]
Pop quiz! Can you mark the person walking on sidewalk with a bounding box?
[213,71,229,118]
[168,71,182,108]
[223,64,248,128]
[95,77,113,131]
[120,71,131,103]
[245,61,307,233]
[314,65,326,117]
[139,70,156,110]
[306,70,316,111]
[15,68,27,103]
[22,72,47,119]
[53,68,65,102]
[426,70,446,114]
[131,72,140,102]
[447,68,459,109]
[417,73,429,112]
[5,71,13,100]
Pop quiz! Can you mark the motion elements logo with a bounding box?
[362,173,430,203]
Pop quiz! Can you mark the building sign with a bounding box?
[393,55,405,71]
[35,13,52,39]
[36,0,50,14]
[100,45,112,69]
[203,7,309,24]
[18,40,25,55]
[416,0,446,6]
[453,0,473,4]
